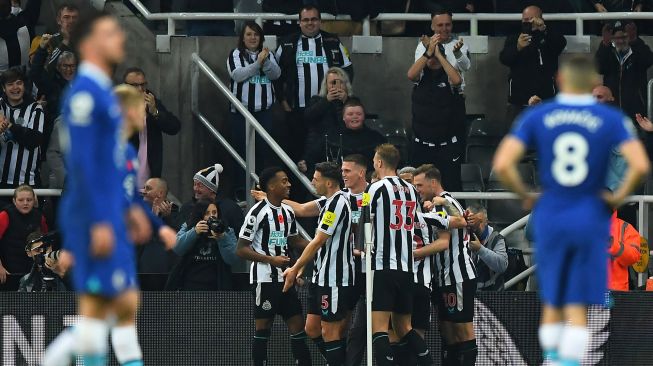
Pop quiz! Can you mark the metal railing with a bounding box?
[0,189,61,196]
[189,53,315,240]
[127,0,653,37]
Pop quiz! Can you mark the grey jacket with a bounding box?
[473,226,509,291]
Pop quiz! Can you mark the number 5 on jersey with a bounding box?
[389,200,417,230]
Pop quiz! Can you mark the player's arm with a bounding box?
[250,190,321,217]
[493,136,531,202]
[236,237,285,265]
[414,231,451,259]
[432,196,462,217]
[283,231,329,292]
[606,139,650,208]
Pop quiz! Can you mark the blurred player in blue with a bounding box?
[41,11,174,366]
[493,55,649,366]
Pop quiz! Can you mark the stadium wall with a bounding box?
[1,291,651,365]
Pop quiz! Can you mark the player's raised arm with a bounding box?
[250,189,322,217]
[607,138,650,207]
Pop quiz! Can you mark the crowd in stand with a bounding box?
[0,0,651,294]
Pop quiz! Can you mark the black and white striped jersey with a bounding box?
[227,48,280,113]
[239,199,298,284]
[434,192,477,286]
[0,99,44,186]
[313,190,354,287]
[362,176,421,273]
[316,187,366,274]
[275,34,352,108]
[414,209,450,289]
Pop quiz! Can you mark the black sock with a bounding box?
[312,336,328,361]
[324,339,346,366]
[372,332,394,366]
[457,339,477,366]
[393,341,415,366]
[253,329,270,366]
[402,329,433,366]
[443,342,459,366]
[290,331,312,366]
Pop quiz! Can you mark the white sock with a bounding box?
[111,325,143,365]
[538,323,564,353]
[42,328,75,366]
[558,325,589,363]
[75,317,109,356]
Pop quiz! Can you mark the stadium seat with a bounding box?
[466,144,497,182]
[467,118,505,146]
[461,163,484,192]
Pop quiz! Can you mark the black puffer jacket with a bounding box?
[596,38,653,120]
[303,96,344,166]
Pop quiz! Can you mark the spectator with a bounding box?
[592,85,615,105]
[607,210,641,291]
[165,199,238,291]
[0,185,48,283]
[398,166,416,184]
[0,68,45,188]
[408,34,465,192]
[136,178,179,275]
[415,9,471,145]
[422,0,475,14]
[19,231,68,292]
[185,0,235,36]
[592,0,644,12]
[262,0,301,36]
[0,0,41,72]
[275,5,353,164]
[176,164,245,235]
[46,3,79,71]
[10,0,20,15]
[300,67,352,170]
[304,98,385,172]
[44,116,65,189]
[227,21,280,192]
[466,204,509,291]
[30,33,76,127]
[499,5,566,131]
[596,21,653,123]
[124,67,181,187]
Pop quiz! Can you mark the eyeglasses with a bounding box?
[300,17,320,24]
[127,82,148,89]
[60,64,76,70]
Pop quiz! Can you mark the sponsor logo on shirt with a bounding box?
[268,230,287,247]
[249,75,271,84]
[296,50,328,65]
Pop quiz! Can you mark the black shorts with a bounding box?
[253,282,303,320]
[411,285,432,331]
[432,279,476,323]
[308,283,355,322]
[371,270,414,314]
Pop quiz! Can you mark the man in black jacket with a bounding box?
[499,5,566,132]
[274,5,354,164]
[124,67,181,186]
[0,0,41,72]
[596,21,653,122]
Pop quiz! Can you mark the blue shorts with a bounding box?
[533,202,610,307]
[63,228,138,298]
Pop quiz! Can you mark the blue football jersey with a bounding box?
[59,62,126,235]
[511,94,635,203]
[122,144,162,231]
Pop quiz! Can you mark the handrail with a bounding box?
[504,265,537,290]
[126,0,653,37]
[646,79,653,118]
[190,53,316,197]
[0,189,61,196]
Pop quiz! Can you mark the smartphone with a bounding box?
[521,22,533,35]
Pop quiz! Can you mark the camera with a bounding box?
[206,217,227,235]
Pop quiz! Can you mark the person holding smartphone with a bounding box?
[465,204,509,291]
[499,5,566,133]
[300,66,353,173]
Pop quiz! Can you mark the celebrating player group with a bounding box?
[46,5,650,366]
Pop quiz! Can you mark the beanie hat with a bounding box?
[611,21,625,34]
[194,163,224,193]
